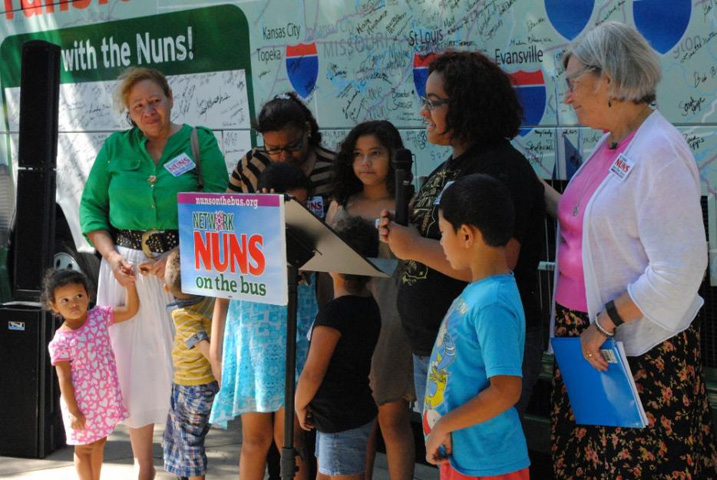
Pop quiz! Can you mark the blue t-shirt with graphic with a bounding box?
[422,274,529,476]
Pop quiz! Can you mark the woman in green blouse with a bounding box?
[80,67,228,480]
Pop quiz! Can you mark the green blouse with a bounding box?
[80,124,228,237]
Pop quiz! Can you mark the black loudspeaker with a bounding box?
[12,170,56,300]
[0,304,64,458]
[12,40,61,301]
[17,40,61,169]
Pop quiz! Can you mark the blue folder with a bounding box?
[551,337,648,428]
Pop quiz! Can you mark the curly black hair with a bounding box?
[258,162,312,195]
[439,174,514,247]
[333,216,379,293]
[254,92,322,146]
[428,51,523,147]
[40,269,92,310]
[332,120,404,206]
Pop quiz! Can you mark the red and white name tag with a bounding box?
[164,153,196,177]
[609,154,635,181]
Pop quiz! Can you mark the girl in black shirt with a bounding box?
[296,217,381,479]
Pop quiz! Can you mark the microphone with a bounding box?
[393,148,413,226]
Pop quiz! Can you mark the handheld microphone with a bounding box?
[393,148,413,226]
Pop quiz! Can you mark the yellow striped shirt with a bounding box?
[171,296,215,386]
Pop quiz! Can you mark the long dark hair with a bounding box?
[429,51,523,147]
[332,120,404,205]
[255,92,322,146]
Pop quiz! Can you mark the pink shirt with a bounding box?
[48,305,128,445]
[555,132,636,312]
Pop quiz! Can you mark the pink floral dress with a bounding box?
[48,305,128,445]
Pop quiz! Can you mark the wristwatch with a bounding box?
[605,300,625,328]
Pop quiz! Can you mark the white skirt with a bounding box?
[97,246,175,428]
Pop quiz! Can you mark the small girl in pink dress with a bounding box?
[44,269,139,480]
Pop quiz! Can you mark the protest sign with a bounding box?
[177,192,287,305]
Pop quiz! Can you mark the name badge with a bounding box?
[433,180,455,205]
[609,154,634,181]
[164,153,196,177]
[307,195,325,218]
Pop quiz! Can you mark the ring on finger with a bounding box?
[585,352,593,358]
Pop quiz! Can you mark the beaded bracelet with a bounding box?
[594,317,615,338]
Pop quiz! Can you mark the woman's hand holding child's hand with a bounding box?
[107,251,136,286]
[138,248,174,278]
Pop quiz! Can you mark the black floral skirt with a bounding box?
[551,304,717,479]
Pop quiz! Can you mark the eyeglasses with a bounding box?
[263,136,305,155]
[565,65,600,92]
[420,95,450,111]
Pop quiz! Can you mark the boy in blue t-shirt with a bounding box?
[423,174,530,479]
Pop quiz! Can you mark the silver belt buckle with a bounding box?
[141,229,160,258]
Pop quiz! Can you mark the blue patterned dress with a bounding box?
[209,275,318,427]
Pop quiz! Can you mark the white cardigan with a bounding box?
[551,110,707,356]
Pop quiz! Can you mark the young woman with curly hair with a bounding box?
[378,51,546,434]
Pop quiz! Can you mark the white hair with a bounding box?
[562,21,661,104]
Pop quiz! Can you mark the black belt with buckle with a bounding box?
[114,229,179,257]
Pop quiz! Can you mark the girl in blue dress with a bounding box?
[210,162,317,480]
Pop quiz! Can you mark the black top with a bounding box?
[309,295,381,433]
[397,140,545,355]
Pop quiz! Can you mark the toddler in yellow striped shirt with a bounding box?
[162,248,217,480]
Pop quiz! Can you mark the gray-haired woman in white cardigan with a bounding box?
[541,21,717,479]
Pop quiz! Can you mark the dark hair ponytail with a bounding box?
[255,92,322,146]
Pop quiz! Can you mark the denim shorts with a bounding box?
[315,419,375,476]
[413,354,431,414]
